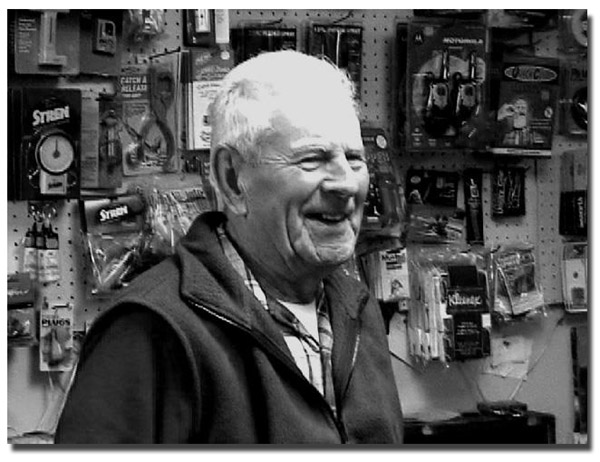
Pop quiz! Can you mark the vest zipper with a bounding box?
[342,330,361,403]
[185,297,349,443]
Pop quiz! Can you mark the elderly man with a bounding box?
[55,50,403,444]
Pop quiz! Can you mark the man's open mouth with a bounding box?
[306,212,349,224]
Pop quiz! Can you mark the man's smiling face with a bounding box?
[237,99,368,277]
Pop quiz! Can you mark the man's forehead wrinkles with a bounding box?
[289,137,363,151]
[289,137,327,150]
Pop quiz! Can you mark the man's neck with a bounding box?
[225,224,323,304]
[253,268,320,304]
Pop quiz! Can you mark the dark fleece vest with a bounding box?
[55,212,403,444]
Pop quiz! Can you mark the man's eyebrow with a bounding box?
[289,137,328,152]
[290,138,364,154]
[346,146,366,155]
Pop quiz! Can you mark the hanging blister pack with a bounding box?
[362,247,410,304]
[562,242,588,313]
[144,186,212,259]
[559,149,587,237]
[308,22,363,99]
[186,49,234,150]
[361,128,404,237]
[407,19,488,150]
[405,169,465,244]
[80,195,146,295]
[231,23,297,64]
[22,219,40,281]
[39,300,75,371]
[492,244,546,322]
[37,214,60,284]
[492,166,526,217]
[118,57,180,176]
[407,245,491,363]
[464,168,484,245]
[8,272,37,348]
[125,10,165,44]
[491,57,560,157]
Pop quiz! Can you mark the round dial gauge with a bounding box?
[36,131,75,174]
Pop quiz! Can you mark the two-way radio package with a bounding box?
[9,87,81,200]
[406,19,488,150]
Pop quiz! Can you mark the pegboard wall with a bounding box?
[7,9,586,331]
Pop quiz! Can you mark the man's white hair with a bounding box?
[207,50,358,206]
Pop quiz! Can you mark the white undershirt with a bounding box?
[278,299,324,394]
[279,299,319,340]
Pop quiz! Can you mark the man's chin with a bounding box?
[306,245,355,269]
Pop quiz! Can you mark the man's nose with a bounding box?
[321,156,361,197]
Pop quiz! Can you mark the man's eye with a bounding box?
[298,156,324,171]
[347,155,366,170]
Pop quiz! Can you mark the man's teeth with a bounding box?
[320,213,345,221]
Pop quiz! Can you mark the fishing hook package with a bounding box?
[80,195,146,295]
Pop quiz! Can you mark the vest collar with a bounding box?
[178,212,369,325]
[178,212,371,405]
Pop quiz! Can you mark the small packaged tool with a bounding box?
[308,22,363,99]
[492,166,526,218]
[562,242,588,313]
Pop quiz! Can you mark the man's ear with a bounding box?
[212,146,248,216]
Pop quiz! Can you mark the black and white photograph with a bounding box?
[5,8,590,448]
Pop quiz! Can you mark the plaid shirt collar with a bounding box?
[215,224,323,339]
[215,224,337,414]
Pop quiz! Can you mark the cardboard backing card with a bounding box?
[491,57,560,157]
[188,49,234,150]
[10,10,80,75]
[16,88,82,200]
